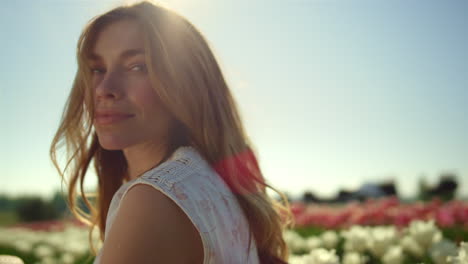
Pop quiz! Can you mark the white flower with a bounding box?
[34,244,54,259]
[342,251,368,264]
[320,231,339,250]
[368,226,398,258]
[283,229,309,253]
[401,235,425,258]
[289,254,307,264]
[306,236,323,250]
[12,240,33,253]
[302,248,340,264]
[447,242,468,264]
[341,226,370,253]
[408,220,441,250]
[382,245,405,264]
[429,239,459,264]
[60,252,75,264]
[40,256,57,264]
[63,240,89,256]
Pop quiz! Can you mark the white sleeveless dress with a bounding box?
[93,146,260,264]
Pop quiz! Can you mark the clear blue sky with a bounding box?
[1,0,467,200]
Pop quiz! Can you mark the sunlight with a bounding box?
[116,0,198,14]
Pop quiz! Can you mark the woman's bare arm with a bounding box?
[99,184,204,264]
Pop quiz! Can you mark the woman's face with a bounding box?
[88,19,172,150]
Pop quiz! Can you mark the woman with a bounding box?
[50,1,294,263]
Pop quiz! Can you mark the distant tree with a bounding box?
[429,174,458,201]
[0,194,17,211]
[378,180,398,196]
[334,189,355,203]
[302,191,319,203]
[16,196,59,222]
[418,174,458,202]
[418,176,430,201]
[50,190,69,218]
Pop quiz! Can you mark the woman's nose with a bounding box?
[95,71,123,100]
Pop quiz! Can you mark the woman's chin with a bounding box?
[99,144,124,151]
[97,137,129,150]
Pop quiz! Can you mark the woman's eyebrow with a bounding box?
[119,48,145,60]
[87,48,145,62]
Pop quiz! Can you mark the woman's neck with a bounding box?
[123,141,171,181]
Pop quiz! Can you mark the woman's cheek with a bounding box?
[130,81,161,110]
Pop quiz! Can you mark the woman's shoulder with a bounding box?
[99,178,204,263]
[109,146,210,223]
[138,146,214,189]
[114,146,259,263]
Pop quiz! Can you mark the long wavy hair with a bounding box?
[50,1,294,263]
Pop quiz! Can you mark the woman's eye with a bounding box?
[130,64,147,72]
[90,68,105,74]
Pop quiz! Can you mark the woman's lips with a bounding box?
[94,113,134,125]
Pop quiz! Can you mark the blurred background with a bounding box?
[0,0,467,259]
[1,0,467,263]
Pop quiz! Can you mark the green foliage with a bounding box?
[441,225,468,243]
[0,246,38,264]
[404,254,433,264]
[76,254,96,264]
[0,245,96,264]
[0,211,18,226]
[50,191,68,216]
[292,225,327,238]
[0,190,70,225]
[0,195,18,211]
[16,197,59,222]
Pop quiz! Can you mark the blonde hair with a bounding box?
[50,1,294,263]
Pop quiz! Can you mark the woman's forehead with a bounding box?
[90,19,145,61]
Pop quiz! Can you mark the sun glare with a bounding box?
[114,0,194,13]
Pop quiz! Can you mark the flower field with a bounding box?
[286,220,467,264]
[0,220,99,264]
[1,197,467,264]
[290,197,468,230]
[286,197,468,264]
